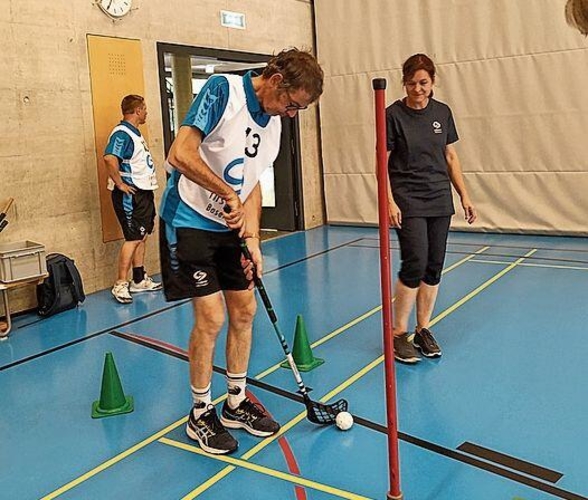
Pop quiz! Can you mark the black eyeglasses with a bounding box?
[283,90,308,111]
[285,100,308,111]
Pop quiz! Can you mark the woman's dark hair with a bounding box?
[402,54,436,84]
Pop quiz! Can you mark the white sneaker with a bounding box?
[112,281,133,304]
[129,275,162,293]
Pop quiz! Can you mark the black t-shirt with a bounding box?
[386,98,458,217]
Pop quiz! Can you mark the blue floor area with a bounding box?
[1,226,587,499]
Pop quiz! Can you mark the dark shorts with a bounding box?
[159,220,249,301]
[395,216,452,288]
[112,188,156,241]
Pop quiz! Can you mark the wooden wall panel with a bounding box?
[87,35,148,242]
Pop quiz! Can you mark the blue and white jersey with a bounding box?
[160,72,281,231]
[104,121,158,191]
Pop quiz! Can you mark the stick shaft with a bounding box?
[240,241,309,396]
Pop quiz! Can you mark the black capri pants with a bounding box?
[395,216,452,289]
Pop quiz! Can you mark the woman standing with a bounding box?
[386,53,476,363]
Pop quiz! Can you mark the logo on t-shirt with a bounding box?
[194,89,219,131]
[113,136,126,156]
[432,121,442,134]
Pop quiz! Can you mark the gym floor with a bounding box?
[1,225,587,500]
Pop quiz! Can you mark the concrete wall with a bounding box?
[0,0,322,312]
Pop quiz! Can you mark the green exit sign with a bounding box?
[220,10,246,30]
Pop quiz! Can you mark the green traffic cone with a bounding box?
[92,352,134,418]
[281,314,324,372]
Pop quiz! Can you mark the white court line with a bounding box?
[470,258,588,271]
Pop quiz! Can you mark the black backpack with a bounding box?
[37,253,85,317]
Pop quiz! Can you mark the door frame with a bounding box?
[156,42,305,230]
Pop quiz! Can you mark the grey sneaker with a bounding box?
[186,404,238,455]
[111,281,132,304]
[220,398,280,437]
[413,328,442,357]
[129,275,162,293]
[393,332,421,364]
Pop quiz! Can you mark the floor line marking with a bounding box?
[457,441,563,483]
[470,258,588,271]
[178,412,304,499]
[428,249,536,326]
[178,246,506,498]
[353,242,588,266]
[40,416,188,500]
[316,250,537,416]
[4,235,362,372]
[254,306,383,380]
[40,393,227,500]
[360,235,588,255]
[255,246,489,380]
[120,328,582,498]
[125,247,575,499]
[159,437,373,500]
[40,245,490,498]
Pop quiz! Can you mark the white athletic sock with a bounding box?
[191,384,211,418]
[226,371,247,409]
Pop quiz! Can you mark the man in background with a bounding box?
[104,95,161,304]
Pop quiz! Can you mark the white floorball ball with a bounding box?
[335,411,354,431]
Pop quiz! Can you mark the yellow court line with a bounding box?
[40,416,188,500]
[255,246,489,380]
[315,248,535,406]
[41,245,490,499]
[313,244,489,350]
[160,437,373,500]
[41,393,227,500]
[254,305,383,380]
[320,249,537,407]
[443,245,490,273]
[176,411,308,499]
[470,258,588,272]
[178,247,503,499]
[320,357,385,403]
[428,249,536,327]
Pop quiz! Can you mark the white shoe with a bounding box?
[129,275,162,293]
[112,281,133,304]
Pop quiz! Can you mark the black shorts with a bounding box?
[159,220,249,301]
[395,216,452,288]
[111,188,156,241]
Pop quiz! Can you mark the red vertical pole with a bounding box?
[372,78,403,500]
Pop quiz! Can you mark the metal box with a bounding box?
[0,240,47,283]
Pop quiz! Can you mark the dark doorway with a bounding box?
[261,116,303,231]
[156,42,304,231]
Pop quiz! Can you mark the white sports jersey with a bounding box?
[107,125,158,191]
[177,74,281,225]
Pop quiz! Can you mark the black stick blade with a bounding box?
[305,398,348,425]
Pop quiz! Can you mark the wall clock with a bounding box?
[97,0,133,19]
